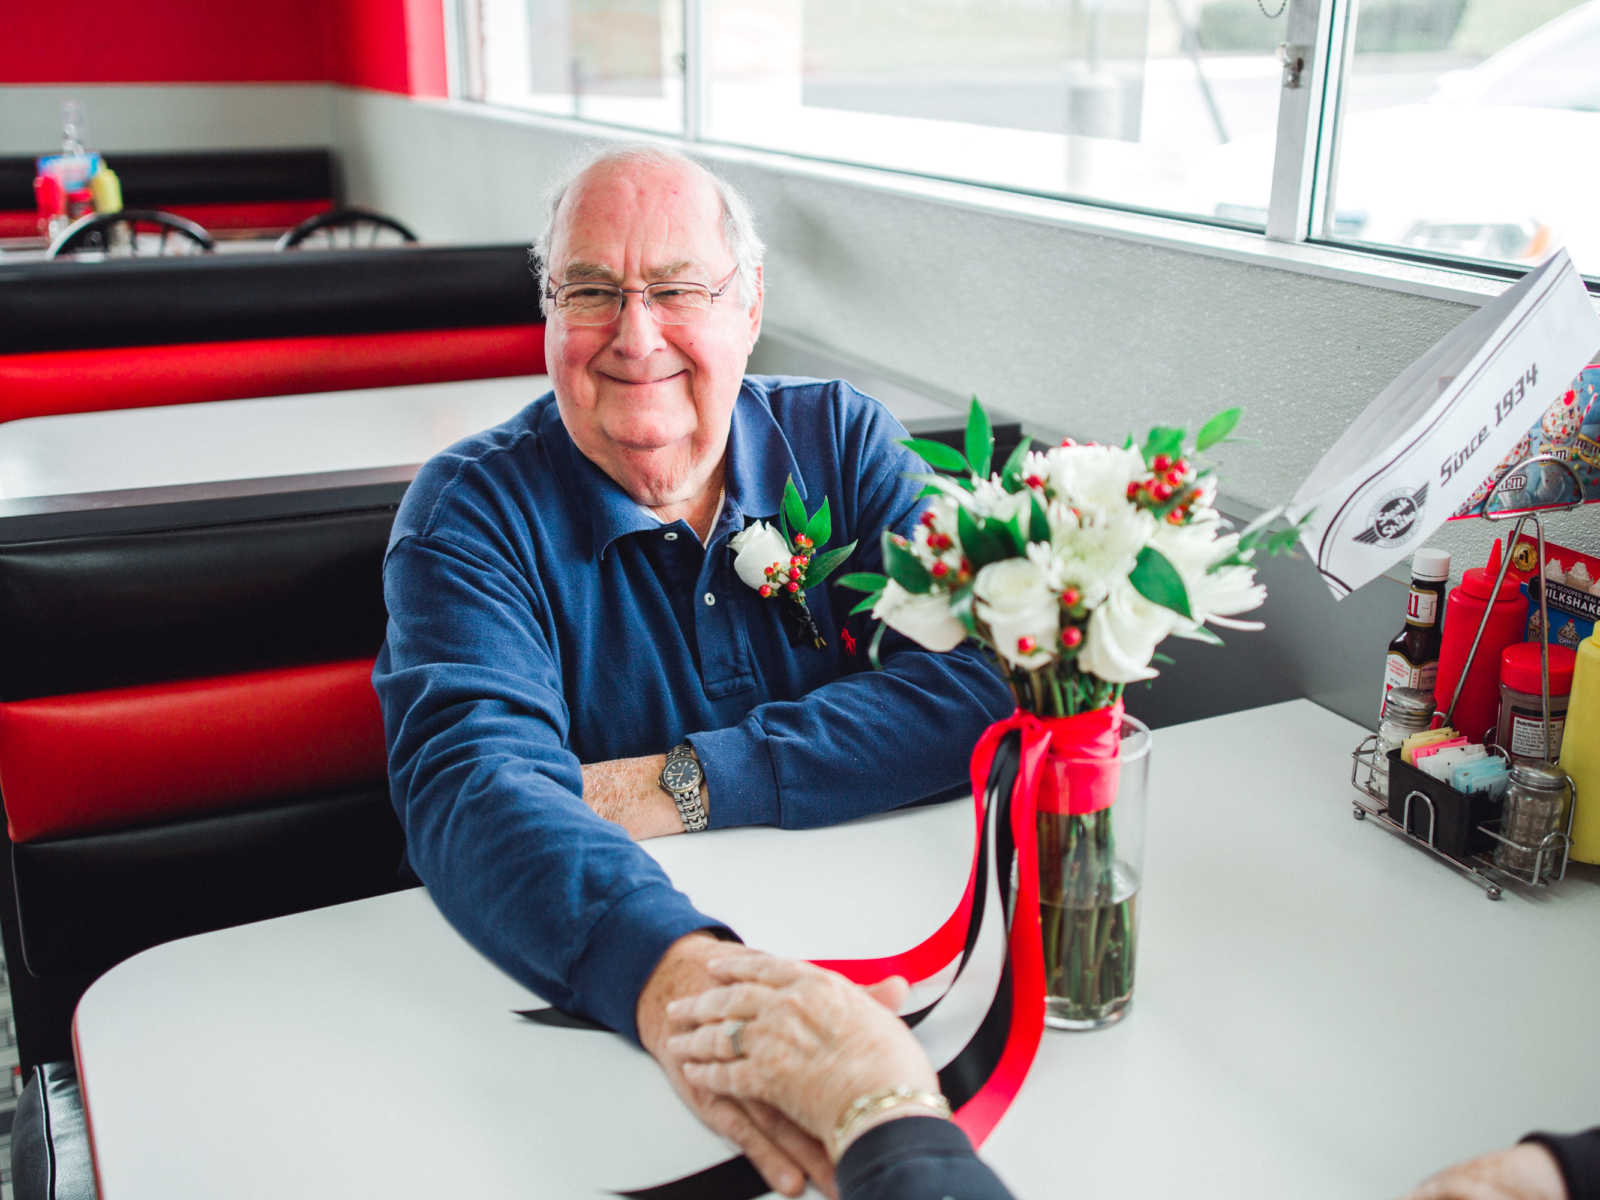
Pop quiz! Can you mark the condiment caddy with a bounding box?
[1351,454,1585,900]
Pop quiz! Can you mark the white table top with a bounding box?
[73,700,1600,1199]
[0,375,548,500]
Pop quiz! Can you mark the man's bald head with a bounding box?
[533,145,765,309]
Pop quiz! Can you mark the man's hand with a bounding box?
[582,755,706,839]
[1402,1143,1568,1200]
[638,933,836,1199]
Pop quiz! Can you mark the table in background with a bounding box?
[72,701,1599,1199]
[0,375,548,503]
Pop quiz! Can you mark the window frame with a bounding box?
[450,0,1599,293]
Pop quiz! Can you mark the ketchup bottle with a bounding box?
[1432,538,1528,743]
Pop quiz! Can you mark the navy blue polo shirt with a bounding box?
[374,376,1011,1040]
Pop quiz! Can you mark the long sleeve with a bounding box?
[691,382,1014,830]
[838,1118,1016,1200]
[375,527,729,1044]
[1523,1127,1600,1200]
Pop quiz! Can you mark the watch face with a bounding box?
[662,757,702,791]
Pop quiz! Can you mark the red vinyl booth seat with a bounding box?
[0,326,546,424]
[0,659,387,844]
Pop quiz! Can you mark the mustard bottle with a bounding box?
[1559,629,1600,864]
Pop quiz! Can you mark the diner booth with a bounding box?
[1,2,1596,1198]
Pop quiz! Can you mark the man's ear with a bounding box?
[745,265,764,350]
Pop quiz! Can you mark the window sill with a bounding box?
[402,94,1600,312]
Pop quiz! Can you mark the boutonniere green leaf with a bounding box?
[731,476,858,649]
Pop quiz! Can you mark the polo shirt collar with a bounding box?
[561,379,807,561]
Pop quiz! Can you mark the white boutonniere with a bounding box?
[731,476,858,650]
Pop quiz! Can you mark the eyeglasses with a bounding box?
[544,265,740,326]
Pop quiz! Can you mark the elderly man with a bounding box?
[373,145,1009,1195]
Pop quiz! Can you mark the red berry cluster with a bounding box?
[757,533,813,598]
[1125,454,1198,526]
[1057,586,1086,655]
[911,519,973,587]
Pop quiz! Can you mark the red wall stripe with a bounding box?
[0,2,328,84]
[0,325,546,424]
[0,0,446,96]
[0,660,387,843]
[0,201,333,242]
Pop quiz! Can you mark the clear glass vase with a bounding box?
[1033,713,1152,1031]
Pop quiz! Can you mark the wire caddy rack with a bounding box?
[1350,455,1584,900]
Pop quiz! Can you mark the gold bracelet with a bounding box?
[831,1086,951,1158]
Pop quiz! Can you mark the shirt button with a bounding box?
[663,531,679,542]
[704,592,716,606]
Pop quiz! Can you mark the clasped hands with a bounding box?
[638,933,938,1198]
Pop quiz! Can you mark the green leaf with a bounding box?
[988,514,1027,558]
[956,505,1006,568]
[882,531,932,594]
[867,620,888,670]
[849,591,883,616]
[781,477,807,545]
[899,437,969,474]
[1152,652,1176,666]
[1141,426,1185,465]
[1028,494,1052,544]
[804,540,856,587]
[949,585,978,634]
[965,397,994,479]
[1128,545,1192,620]
[836,571,888,593]
[999,436,1033,487]
[803,497,833,547]
[1195,408,1242,452]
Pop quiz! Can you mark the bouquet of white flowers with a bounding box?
[842,399,1297,1028]
[841,399,1293,717]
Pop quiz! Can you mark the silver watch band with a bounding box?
[662,744,708,833]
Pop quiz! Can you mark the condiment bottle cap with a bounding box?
[1500,642,1576,694]
[1384,688,1435,719]
[1508,761,1569,792]
[1411,547,1450,581]
[1461,538,1524,601]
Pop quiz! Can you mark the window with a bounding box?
[458,0,1600,281]
[1320,1,1600,275]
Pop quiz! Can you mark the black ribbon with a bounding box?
[515,733,1024,1199]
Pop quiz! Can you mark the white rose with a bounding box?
[730,521,792,590]
[1078,579,1176,683]
[973,558,1059,670]
[872,580,968,652]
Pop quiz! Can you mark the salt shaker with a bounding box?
[1374,688,1432,802]
[1494,762,1570,881]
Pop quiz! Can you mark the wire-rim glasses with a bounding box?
[545,265,740,326]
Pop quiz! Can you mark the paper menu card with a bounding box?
[1290,250,1600,599]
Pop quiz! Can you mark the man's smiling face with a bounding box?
[544,157,763,510]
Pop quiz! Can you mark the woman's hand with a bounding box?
[1402,1143,1568,1200]
[664,956,942,1160]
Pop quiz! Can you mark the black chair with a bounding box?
[47,209,214,258]
[275,205,418,250]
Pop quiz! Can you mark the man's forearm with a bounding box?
[583,753,708,839]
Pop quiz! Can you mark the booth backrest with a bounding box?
[0,148,337,240]
[0,243,547,423]
[0,504,404,1072]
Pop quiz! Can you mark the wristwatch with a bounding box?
[659,743,708,833]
